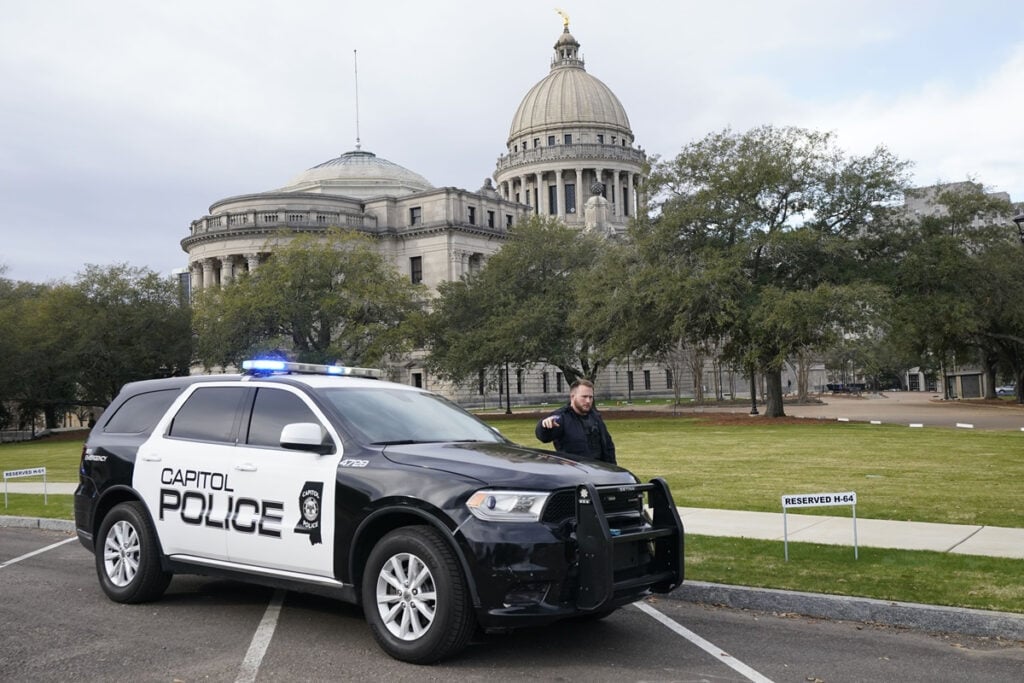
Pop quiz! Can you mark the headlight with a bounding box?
[466,490,550,523]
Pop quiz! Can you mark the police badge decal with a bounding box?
[295,482,323,545]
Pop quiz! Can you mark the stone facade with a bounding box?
[180,21,681,404]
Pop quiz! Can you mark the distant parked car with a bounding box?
[996,385,1016,396]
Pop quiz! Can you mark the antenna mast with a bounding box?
[353,49,361,151]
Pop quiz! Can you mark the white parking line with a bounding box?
[236,588,285,683]
[633,601,774,683]
[0,537,76,569]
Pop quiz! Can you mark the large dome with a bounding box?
[280,149,433,199]
[507,27,631,142]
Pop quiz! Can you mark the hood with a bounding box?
[381,441,636,490]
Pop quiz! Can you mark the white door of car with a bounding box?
[224,386,343,578]
[134,384,251,561]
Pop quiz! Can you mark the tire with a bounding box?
[361,525,476,664]
[95,501,172,604]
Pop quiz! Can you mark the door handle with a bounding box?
[234,463,257,472]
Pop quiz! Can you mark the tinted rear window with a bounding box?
[103,389,182,434]
[168,387,248,443]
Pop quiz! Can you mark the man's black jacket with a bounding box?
[535,404,616,465]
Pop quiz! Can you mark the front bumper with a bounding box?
[458,478,684,629]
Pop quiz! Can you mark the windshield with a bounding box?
[316,387,506,446]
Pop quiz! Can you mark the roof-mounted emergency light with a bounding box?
[242,359,382,379]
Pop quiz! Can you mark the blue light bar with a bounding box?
[242,359,382,379]
[243,359,288,372]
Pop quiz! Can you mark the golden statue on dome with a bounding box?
[555,8,569,29]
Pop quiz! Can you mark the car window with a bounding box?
[167,387,248,443]
[245,387,323,448]
[103,389,183,434]
[317,387,504,445]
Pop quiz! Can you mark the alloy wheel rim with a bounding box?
[375,552,437,640]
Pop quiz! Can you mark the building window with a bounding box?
[556,372,563,393]
[622,185,630,216]
[542,372,549,393]
[611,136,616,145]
[548,185,558,215]
[410,256,422,284]
[514,144,518,152]
[666,369,673,389]
[548,135,555,146]
[564,133,572,145]
[468,206,476,225]
[487,210,495,228]
[478,369,486,395]
[412,372,423,388]
[597,134,604,144]
[410,206,421,226]
[533,138,539,148]
[565,183,576,214]
[505,214,513,227]
[516,369,524,394]
[627,370,634,392]
[644,370,651,391]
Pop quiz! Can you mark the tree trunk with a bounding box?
[764,368,786,417]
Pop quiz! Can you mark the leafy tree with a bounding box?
[193,230,427,368]
[885,183,1018,399]
[626,125,910,416]
[71,264,193,407]
[424,215,607,387]
[0,264,190,426]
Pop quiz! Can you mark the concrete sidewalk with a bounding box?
[4,482,1022,560]
[679,507,1024,560]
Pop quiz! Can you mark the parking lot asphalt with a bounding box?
[5,391,1022,641]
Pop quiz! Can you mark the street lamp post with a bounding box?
[1013,211,1024,244]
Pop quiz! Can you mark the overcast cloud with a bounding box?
[2,0,1023,283]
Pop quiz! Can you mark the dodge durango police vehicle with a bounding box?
[75,360,684,663]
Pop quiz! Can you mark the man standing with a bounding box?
[535,379,616,464]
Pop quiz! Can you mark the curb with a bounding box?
[0,516,75,533]
[669,580,1024,641]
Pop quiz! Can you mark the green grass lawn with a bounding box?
[490,416,1024,527]
[3,419,1022,613]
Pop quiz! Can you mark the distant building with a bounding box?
[180,21,691,405]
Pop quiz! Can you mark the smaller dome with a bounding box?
[280,149,433,199]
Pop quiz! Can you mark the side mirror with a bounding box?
[280,422,335,455]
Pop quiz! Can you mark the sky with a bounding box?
[3,0,1024,284]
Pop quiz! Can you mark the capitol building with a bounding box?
[181,21,711,405]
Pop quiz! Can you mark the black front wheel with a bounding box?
[361,526,475,663]
[95,501,171,603]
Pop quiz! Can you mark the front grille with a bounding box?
[541,490,575,524]
[541,487,644,525]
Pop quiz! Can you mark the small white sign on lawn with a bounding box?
[780,490,858,561]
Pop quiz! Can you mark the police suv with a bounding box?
[75,360,684,663]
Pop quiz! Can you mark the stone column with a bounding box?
[202,258,217,290]
[190,262,203,291]
[626,172,635,217]
[555,169,564,219]
[519,175,528,206]
[246,253,261,274]
[534,172,543,214]
[575,167,584,216]
[611,170,620,218]
[220,256,235,285]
